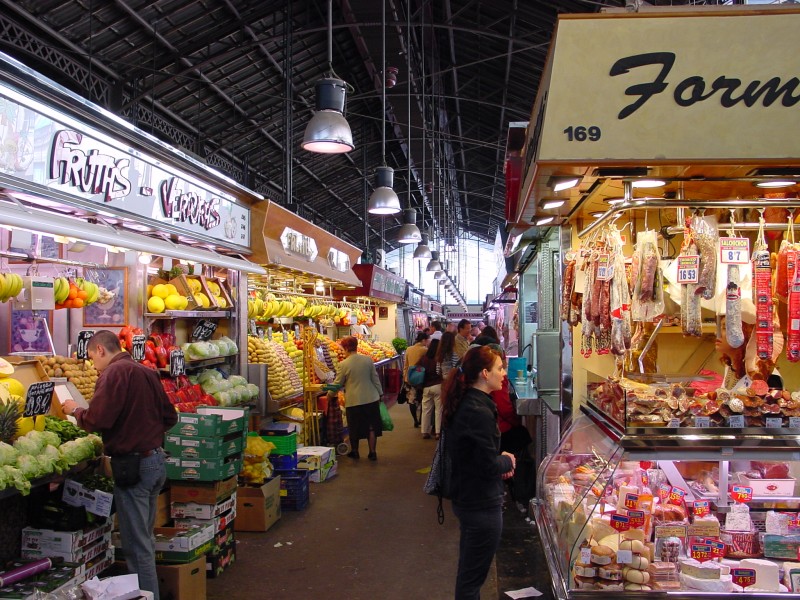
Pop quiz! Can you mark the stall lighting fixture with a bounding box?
[397,208,422,244]
[413,233,432,260]
[368,167,401,215]
[551,177,580,192]
[631,179,665,189]
[535,216,555,226]
[755,180,797,188]
[426,251,442,272]
[540,199,565,210]
[315,279,325,293]
[605,197,626,205]
[107,245,125,253]
[138,252,152,264]
[590,211,605,218]
[434,270,445,280]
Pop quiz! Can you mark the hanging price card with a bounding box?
[677,255,701,284]
[668,486,687,506]
[24,381,55,417]
[610,513,631,532]
[690,543,713,563]
[790,417,800,429]
[617,549,633,564]
[595,254,614,281]
[693,501,710,518]
[728,415,745,428]
[730,485,753,503]
[293,324,301,338]
[76,330,95,360]
[694,416,711,428]
[624,493,640,510]
[131,335,146,362]
[191,319,217,342]
[580,547,592,565]
[658,484,673,504]
[169,349,186,377]
[628,510,645,529]
[282,331,289,343]
[766,416,784,429]
[731,568,756,589]
[719,237,750,265]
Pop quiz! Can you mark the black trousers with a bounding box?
[452,503,503,600]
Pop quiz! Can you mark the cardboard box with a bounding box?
[0,563,78,598]
[154,524,215,563]
[22,521,112,553]
[62,479,114,517]
[168,407,248,438]
[296,446,335,470]
[206,276,235,311]
[174,504,236,535]
[165,454,243,482]
[81,549,116,582]
[164,431,245,459]
[212,522,234,552]
[155,489,170,528]
[206,539,236,579]
[170,492,236,520]
[170,476,237,505]
[309,459,338,483]
[739,474,796,496]
[22,531,111,562]
[156,556,206,600]
[234,477,281,532]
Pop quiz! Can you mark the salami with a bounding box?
[680,241,702,337]
[639,243,658,302]
[752,248,773,360]
[776,240,791,302]
[561,258,576,322]
[693,215,718,300]
[788,254,800,362]
[725,264,744,348]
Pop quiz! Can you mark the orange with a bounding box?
[72,297,84,308]
[68,287,78,299]
[77,290,88,300]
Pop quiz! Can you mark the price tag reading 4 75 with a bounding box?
[730,485,754,503]
[732,568,756,589]
[720,237,750,265]
[677,255,700,284]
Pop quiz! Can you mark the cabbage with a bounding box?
[0,442,18,466]
[218,336,238,355]
[198,370,221,385]
[204,379,233,394]
[1,465,31,495]
[212,391,231,406]
[228,375,248,387]
[39,445,65,474]
[245,384,260,400]
[186,342,213,360]
[16,454,41,478]
[14,433,43,455]
[59,435,101,466]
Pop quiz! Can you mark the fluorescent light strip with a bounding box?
[0,201,266,274]
[541,200,565,210]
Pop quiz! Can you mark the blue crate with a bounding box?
[274,469,309,511]
[270,452,298,470]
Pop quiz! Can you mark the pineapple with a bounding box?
[0,400,20,444]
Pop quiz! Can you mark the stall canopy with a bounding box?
[249,200,362,288]
[332,264,406,303]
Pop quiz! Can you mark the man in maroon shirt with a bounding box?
[63,330,177,600]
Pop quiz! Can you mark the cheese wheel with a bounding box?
[620,539,646,555]
[623,528,646,543]
[628,555,650,570]
[623,567,651,584]
[624,583,652,591]
[574,563,597,578]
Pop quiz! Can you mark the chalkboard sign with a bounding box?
[24,381,55,417]
[169,349,186,377]
[191,319,217,342]
[131,334,146,361]
[76,330,96,360]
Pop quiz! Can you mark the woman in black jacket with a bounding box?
[441,345,515,600]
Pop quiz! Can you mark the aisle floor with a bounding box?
[208,402,553,600]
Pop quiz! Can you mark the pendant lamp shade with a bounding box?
[368,166,401,215]
[413,233,432,259]
[434,269,446,280]
[302,78,354,154]
[397,208,422,244]
[426,250,442,272]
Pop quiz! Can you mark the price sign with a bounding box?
[668,486,687,506]
[596,254,614,281]
[76,330,95,360]
[616,549,633,564]
[667,418,681,428]
[766,416,784,429]
[703,538,725,559]
[282,331,289,343]
[24,381,55,417]
[169,349,186,377]
[293,324,301,338]
[191,319,217,342]
[790,417,800,429]
[728,415,745,428]
[131,335,146,362]
[719,237,750,265]
[694,416,711,428]
[248,319,257,335]
[730,485,753,503]
[628,510,645,529]
[610,513,631,532]
[690,543,712,563]
[658,484,673,504]
[693,501,710,517]
[731,568,756,589]
[624,493,640,510]
[580,547,592,565]
[677,255,701,284]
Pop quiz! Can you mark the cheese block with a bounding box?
[574,562,597,578]
[740,558,781,592]
[725,503,752,532]
[617,485,639,510]
[782,561,800,591]
[623,528,646,543]
[590,517,617,541]
[679,558,721,580]
[680,572,733,592]
[598,535,621,552]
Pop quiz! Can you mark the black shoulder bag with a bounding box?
[423,428,453,524]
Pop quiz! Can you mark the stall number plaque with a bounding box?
[131,335,146,362]
[677,255,700,284]
[732,568,756,589]
[25,381,55,417]
[191,319,217,342]
[169,349,186,377]
[76,330,96,360]
[719,237,750,265]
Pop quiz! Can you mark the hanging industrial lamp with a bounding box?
[398,208,422,244]
[367,0,400,214]
[301,0,354,154]
[426,250,442,272]
[413,232,432,259]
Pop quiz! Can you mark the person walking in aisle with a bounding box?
[403,331,429,427]
[429,320,443,341]
[441,345,516,600]
[454,318,472,359]
[62,330,177,600]
[416,338,443,439]
[436,331,459,380]
[327,336,384,460]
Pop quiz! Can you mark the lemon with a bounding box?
[0,378,25,397]
[215,296,227,308]
[164,294,184,310]
[178,295,189,310]
[147,296,166,313]
[165,283,179,296]
[152,283,169,299]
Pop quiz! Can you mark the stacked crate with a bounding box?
[165,407,248,579]
[260,423,309,511]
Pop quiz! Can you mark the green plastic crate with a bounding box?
[249,431,296,455]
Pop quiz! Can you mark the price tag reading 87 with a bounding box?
[731,568,757,589]
[729,485,753,503]
[719,237,750,265]
[690,543,713,563]
[677,255,700,284]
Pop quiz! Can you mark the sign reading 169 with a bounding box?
[563,126,601,141]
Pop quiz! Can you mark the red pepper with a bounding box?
[155,346,169,368]
[144,346,157,365]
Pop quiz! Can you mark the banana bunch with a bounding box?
[247,298,264,318]
[303,303,339,319]
[75,278,100,305]
[0,273,23,303]
[54,277,99,309]
[259,296,306,319]
[53,277,70,304]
